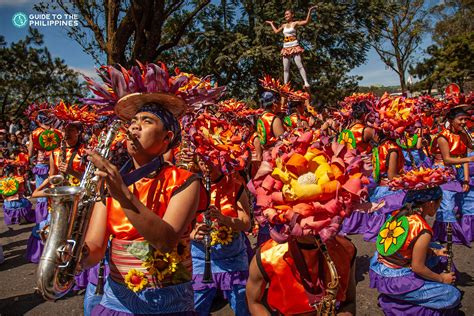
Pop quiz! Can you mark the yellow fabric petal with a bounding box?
[389,220,397,230]
[379,228,389,238]
[392,226,405,238]
[384,237,393,253]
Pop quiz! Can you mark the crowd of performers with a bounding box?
[0,61,473,316]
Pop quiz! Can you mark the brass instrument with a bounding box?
[313,236,340,316]
[202,174,213,283]
[446,222,453,273]
[37,120,122,300]
[49,139,67,185]
[462,126,474,147]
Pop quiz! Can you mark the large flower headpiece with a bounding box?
[83,61,225,120]
[250,129,368,243]
[367,93,422,139]
[24,102,52,121]
[51,101,98,128]
[334,93,377,126]
[189,112,251,174]
[388,167,454,191]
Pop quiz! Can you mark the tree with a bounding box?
[410,0,473,92]
[167,0,391,105]
[0,28,86,119]
[371,0,430,92]
[35,0,211,66]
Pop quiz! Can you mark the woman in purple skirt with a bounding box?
[370,169,461,315]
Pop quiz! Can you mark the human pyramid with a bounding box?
[0,58,473,316]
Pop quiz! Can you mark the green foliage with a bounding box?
[166,0,391,105]
[411,0,473,92]
[0,28,86,119]
[371,0,430,92]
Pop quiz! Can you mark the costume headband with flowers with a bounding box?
[388,167,454,191]
[50,101,98,129]
[250,129,368,243]
[188,112,251,174]
[83,61,225,121]
[366,93,422,139]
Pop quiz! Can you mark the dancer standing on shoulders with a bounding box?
[265,6,317,90]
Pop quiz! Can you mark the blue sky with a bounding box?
[1,0,431,87]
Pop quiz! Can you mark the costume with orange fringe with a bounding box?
[369,167,462,315]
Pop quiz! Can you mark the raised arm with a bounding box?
[265,21,284,33]
[295,6,317,26]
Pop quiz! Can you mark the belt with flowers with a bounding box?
[110,238,192,292]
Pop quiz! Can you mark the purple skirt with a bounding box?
[192,270,248,299]
[74,269,90,291]
[461,214,474,243]
[3,198,35,225]
[92,305,197,316]
[25,234,43,263]
[432,221,470,246]
[341,211,371,235]
[378,294,459,316]
[34,199,48,223]
[32,164,49,176]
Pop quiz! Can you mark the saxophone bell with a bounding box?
[49,174,65,186]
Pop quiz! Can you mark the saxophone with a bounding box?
[37,120,122,300]
[49,139,67,185]
[313,236,340,316]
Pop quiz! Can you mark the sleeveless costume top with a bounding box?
[51,143,86,186]
[257,112,278,147]
[377,211,432,268]
[372,140,404,183]
[431,128,467,166]
[107,165,208,290]
[338,123,372,155]
[257,236,356,315]
[284,113,309,129]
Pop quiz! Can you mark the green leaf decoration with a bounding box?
[376,216,409,256]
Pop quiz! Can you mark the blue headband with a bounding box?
[402,187,442,205]
[139,104,181,150]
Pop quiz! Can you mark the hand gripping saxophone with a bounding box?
[37,120,122,300]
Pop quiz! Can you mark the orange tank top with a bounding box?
[379,212,433,268]
[431,128,467,157]
[197,173,244,223]
[257,112,278,147]
[372,140,404,182]
[258,236,355,315]
[350,123,371,154]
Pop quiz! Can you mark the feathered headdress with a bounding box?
[259,75,309,101]
[388,167,454,191]
[24,102,52,120]
[83,61,225,120]
[250,129,368,243]
[189,112,252,174]
[51,101,98,128]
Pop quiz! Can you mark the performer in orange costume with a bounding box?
[81,62,219,315]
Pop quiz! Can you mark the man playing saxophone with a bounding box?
[80,62,223,315]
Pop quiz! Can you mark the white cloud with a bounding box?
[70,66,99,81]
